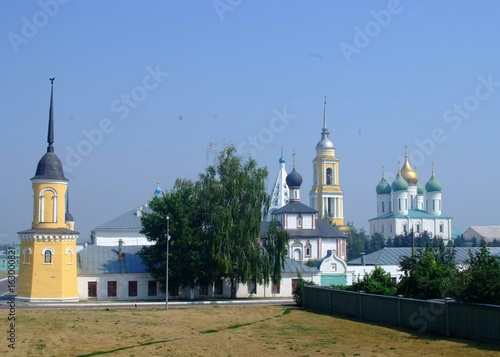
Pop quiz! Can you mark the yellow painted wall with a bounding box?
[32,181,68,229]
[18,238,78,300]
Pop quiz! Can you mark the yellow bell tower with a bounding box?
[309,97,347,230]
[17,79,79,302]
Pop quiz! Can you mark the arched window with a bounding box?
[326,168,332,185]
[22,247,32,264]
[42,247,55,264]
[297,214,303,229]
[44,250,52,264]
[305,241,312,258]
[65,247,74,265]
[39,188,58,223]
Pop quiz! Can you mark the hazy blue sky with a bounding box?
[2,1,500,245]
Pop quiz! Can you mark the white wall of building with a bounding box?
[346,265,402,285]
[92,230,153,247]
[78,274,165,301]
[78,272,320,301]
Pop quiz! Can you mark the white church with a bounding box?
[369,147,453,242]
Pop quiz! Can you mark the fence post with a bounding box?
[397,295,404,326]
[359,291,364,320]
[329,287,332,314]
[303,286,307,309]
[445,297,452,337]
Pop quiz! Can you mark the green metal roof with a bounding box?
[369,209,452,221]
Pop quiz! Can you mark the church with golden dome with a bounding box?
[369,146,453,242]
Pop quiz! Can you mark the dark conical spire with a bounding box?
[47,78,55,153]
[65,189,74,222]
[32,77,68,181]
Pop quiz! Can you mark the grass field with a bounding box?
[2,305,499,356]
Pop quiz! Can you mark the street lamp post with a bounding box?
[165,216,170,310]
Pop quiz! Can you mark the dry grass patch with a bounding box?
[2,305,499,356]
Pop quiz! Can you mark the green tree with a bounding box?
[488,239,500,247]
[350,266,397,296]
[345,225,369,260]
[397,240,458,299]
[138,179,207,293]
[453,234,467,247]
[199,146,270,298]
[458,245,500,305]
[366,233,385,254]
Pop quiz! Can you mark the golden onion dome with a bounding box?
[400,147,418,186]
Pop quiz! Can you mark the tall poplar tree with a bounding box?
[199,146,270,298]
[260,220,289,286]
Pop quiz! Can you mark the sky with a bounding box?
[1,1,500,245]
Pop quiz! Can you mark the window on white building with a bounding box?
[305,243,311,258]
[88,282,97,298]
[297,215,303,229]
[107,281,117,297]
[128,281,138,297]
[148,281,157,296]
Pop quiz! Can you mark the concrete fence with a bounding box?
[304,286,500,344]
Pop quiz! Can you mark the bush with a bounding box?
[350,266,397,296]
[293,273,316,307]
